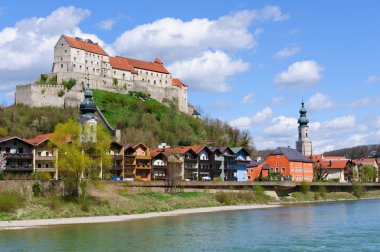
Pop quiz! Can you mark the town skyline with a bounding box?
[1,1,380,153]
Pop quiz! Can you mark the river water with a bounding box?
[1,199,380,251]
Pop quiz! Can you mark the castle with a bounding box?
[15,35,189,114]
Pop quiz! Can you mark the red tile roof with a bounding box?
[311,155,349,169]
[172,78,188,88]
[25,133,53,145]
[109,57,137,74]
[63,35,108,56]
[119,56,170,74]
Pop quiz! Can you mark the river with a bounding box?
[1,199,380,251]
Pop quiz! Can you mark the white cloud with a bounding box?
[349,96,380,108]
[98,19,115,30]
[367,75,380,83]
[274,60,324,87]
[255,5,289,22]
[324,115,356,130]
[229,106,272,128]
[264,116,298,137]
[341,134,367,147]
[241,92,255,104]
[168,50,249,92]
[306,92,333,111]
[274,46,300,59]
[272,96,285,104]
[0,6,111,98]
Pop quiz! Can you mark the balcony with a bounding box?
[153,165,168,170]
[109,165,123,171]
[135,155,151,160]
[136,164,151,169]
[184,158,197,163]
[5,153,33,160]
[5,165,33,171]
[35,156,56,161]
[111,155,123,161]
[35,167,56,173]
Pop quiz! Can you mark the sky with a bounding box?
[1,0,380,154]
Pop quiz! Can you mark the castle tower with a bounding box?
[78,89,98,143]
[296,101,312,156]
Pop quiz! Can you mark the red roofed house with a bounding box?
[310,155,350,182]
[15,34,189,114]
[259,147,313,182]
[150,144,183,180]
[352,158,379,182]
[26,133,59,180]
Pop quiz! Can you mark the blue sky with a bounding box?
[1,1,380,153]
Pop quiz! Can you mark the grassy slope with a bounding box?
[92,89,250,148]
[0,104,79,139]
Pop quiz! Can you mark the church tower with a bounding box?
[78,89,98,143]
[296,101,312,156]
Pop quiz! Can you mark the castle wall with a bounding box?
[16,84,65,107]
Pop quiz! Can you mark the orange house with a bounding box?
[256,147,313,182]
[124,143,152,181]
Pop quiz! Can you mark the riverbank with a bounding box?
[0,204,280,230]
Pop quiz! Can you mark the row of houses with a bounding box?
[1,133,378,183]
[0,134,252,181]
[247,150,380,183]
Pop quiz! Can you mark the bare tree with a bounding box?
[313,163,328,181]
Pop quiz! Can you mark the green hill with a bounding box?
[0,90,252,150]
[0,104,79,139]
[93,89,252,148]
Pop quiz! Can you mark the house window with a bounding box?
[248,176,251,180]
[275,168,279,172]
[277,155,281,158]
[38,151,42,156]
[46,152,49,156]
[46,163,49,168]
[281,167,285,172]
[276,162,279,166]
[270,168,274,172]
[64,50,67,53]
[38,163,41,168]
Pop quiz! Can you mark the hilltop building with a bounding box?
[15,35,189,114]
[296,101,312,156]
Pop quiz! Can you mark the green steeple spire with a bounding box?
[79,88,97,115]
[298,100,309,126]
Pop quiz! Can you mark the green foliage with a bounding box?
[252,185,265,194]
[359,165,377,183]
[0,127,8,137]
[128,91,151,100]
[62,79,76,90]
[30,172,51,181]
[57,89,65,97]
[300,181,311,194]
[92,89,253,149]
[215,191,233,205]
[40,74,48,84]
[49,74,57,85]
[319,186,327,199]
[32,182,41,197]
[0,191,24,212]
[352,183,365,198]
[0,104,79,139]
[41,88,46,95]
[213,177,222,181]
[112,78,118,86]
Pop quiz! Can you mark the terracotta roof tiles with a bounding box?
[63,35,108,56]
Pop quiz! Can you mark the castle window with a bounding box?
[104,75,106,77]
[160,80,162,83]
[77,50,79,54]
[148,80,150,83]
[74,57,76,61]
[91,61,93,65]
[165,81,167,84]
[114,71,116,74]
[60,64,63,68]
[86,67,88,70]
[151,73,153,76]
[73,64,76,68]
[65,50,67,53]
[154,80,156,84]
[86,60,88,63]
[61,43,64,46]
[142,79,145,81]
[86,53,88,55]
[306,133,308,137]
[60,57,63,61]
[93,68,95,72]
[146,71,148,75]
[156,73,158,76]
[80,65,82,69]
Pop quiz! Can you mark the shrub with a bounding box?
[0,127,8,137]
[252,185,265,194]
[213,177,222,181]
[57,89,65,97]
[49,74,57,85]
[319,186,327,199]
[215,191,233,205]
[30,172,51,181]
[300,181,310,194]
[352,183,365,198]
[46,196,62,210]
[62,79,77,90]
[112,78,118,86]
[32,182,41,197]
[314,192,320,200]
[0,191,24,212]
[40,74,48,84]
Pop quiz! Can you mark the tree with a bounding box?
[359,165,377,183]
[52,119,112,197]
[313,163,328,181]
[0,151,6,173]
